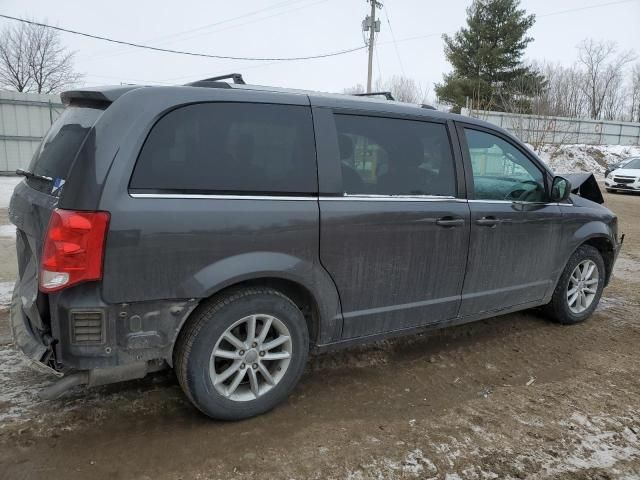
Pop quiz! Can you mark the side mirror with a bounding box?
[550,176,572,202]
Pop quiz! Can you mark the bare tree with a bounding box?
[27,23,81,94]
[0,23,32,92]
[375,75,427,104]
[343,84,365,95]
[343,76,428,104]
[531,62,587,118]
[577,39,635,120]
[600,74,626,121]
[628,64,640,123]
[0,21,81,94]
[496,71,578,153]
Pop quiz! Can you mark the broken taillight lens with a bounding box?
[40,209,110,292]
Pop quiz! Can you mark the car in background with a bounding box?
[605,157,640,193]
[604,158,633,178]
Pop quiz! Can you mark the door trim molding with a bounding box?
[320,195,466,202]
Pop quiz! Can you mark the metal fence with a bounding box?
[461,108,640,146]
[0,90,63,173]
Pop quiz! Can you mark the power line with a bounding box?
[145,0,330,48]
[0,14,366,62]
[537,0,639,17]
[84,0,331,63]
[79,0,310,60]
[382,0,406,77]
[377,0,639,47]
[144,0,308,44]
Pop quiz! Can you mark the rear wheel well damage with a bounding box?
[582,237,615,285]
[172,277,320,364]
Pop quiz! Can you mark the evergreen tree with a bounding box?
[435,0,544,112]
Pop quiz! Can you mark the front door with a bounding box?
[458,125,563,316]
[317,110,470,339]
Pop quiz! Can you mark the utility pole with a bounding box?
[362,1,381,93]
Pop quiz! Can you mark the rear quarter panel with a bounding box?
[94,87,342,344]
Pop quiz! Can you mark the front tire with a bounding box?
[544,245,605,324]
[605,188,615,193]
[174,288,309,420]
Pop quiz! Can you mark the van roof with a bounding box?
[60,78,502,133]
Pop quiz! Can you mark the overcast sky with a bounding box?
[1,0,639,97]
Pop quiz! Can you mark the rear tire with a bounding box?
[174,287,309,420]
[544,245,605,325]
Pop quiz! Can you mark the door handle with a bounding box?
[436,217,465,227]
[475,216,499,227]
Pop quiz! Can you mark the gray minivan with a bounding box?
[9,76,622,420]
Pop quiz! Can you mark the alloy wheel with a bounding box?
[566,259,599,314]
[209,314,292,401]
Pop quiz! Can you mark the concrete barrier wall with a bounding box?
[0,90,64,173]
[461,108,640,146]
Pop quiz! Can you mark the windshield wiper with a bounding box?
[16,169,53,182]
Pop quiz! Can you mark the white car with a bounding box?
[605,157,640,193]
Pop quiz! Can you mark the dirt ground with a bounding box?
[0,191,639,480]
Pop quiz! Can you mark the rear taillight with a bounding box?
[40,209,110,292]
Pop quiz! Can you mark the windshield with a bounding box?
[29,106,104,180]
[621,158,640,170]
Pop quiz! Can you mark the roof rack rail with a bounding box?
[354,91,395,101]
[197,73,246,84]
[421,104,436,110]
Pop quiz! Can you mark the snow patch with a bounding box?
[547,413,640,475]
[0,346,52,423]
[345,449,438,479]
[531,144,640,176]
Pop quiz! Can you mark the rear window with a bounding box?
[129,103,317,195]
[29,106,103,180]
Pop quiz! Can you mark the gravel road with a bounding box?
[1,189,639,480]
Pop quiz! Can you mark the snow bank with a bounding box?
[532,144,640,176]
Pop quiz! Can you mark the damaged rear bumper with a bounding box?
[11,280,198,397]
[10,284,58,374]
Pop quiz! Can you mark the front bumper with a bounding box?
[607,233,625,286]
[604,178,640,191]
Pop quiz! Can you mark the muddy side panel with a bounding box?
[97,87,342,345]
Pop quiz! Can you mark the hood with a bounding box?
[558,172,604,204]
[610,168,640,177]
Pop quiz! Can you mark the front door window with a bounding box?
[464,129,546,202]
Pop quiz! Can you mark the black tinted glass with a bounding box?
[130,103,317,194]
[29,106,103,180]
[334,114,456,196]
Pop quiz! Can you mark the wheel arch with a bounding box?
[167,255,342,366]
[566,218,616,284]
[581,236,616,285]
